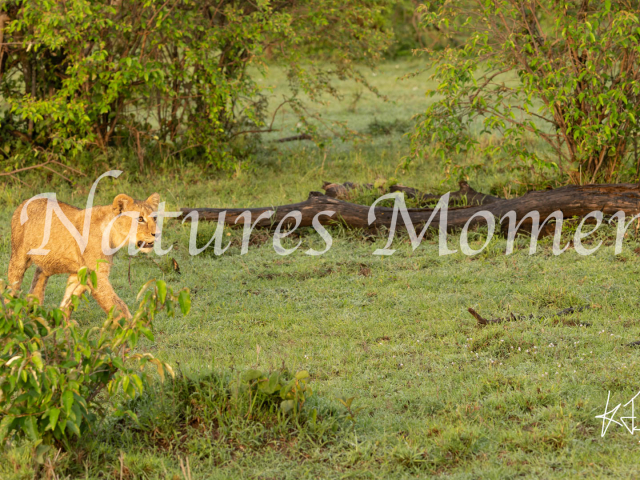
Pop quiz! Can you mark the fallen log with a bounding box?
[180,183,640,233]
[390,181,502,206]
[321,180,499,205]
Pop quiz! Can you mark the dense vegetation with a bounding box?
[0,0,391,169]
[0,276,189,445]
[2,1,640,478]
[412,0,640,183]
[3,156,640,476]
[2,1,637,184]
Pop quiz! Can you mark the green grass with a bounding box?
[256,59,433,141]
[2,58,640,479]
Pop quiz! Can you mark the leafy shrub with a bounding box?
[0,0,392,170]
[412,0,640,183]
[104,366,342,460]
[0,365,345,478]
[229,368,313,415]
[0,275,190,447]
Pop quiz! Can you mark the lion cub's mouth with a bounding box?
[137,240,154,249]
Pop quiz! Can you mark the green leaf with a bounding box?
[137,279,157,301]
[96,259,108,272]
[66,419,81,437]
[35,443,52,464]
[242,369,263,382]
[156,280,167,304]
[280,400,295,413]
[125,382,136,399]
[139,325,154,341]
[77,267,88,286]
[0,415,15,441]
[264,372,281,394]
[31,352,44,371]
[62,390,74,415]
[46,408,61,431]
[338,396,355,409]
[130,374,144,394]
[178,290,191,315]
[280,380,296,398]
[89,270,98,289]
[22,416,38,441]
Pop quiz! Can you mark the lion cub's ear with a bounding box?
[112,194,134,214]
[146,193,160,211]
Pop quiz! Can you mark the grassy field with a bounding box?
[2,59,640,479]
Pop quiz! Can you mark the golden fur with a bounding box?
[8,193,160,318]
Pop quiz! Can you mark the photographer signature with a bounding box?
[596,391,640,437]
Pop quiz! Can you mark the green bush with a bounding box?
[229,368,313,415]
[0,0,392,170]
[411,0,640,184]
[0,364,345,477]
[0,274,190,448]
[71,366,342,477]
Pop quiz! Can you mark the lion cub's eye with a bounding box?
[138,216,145,223]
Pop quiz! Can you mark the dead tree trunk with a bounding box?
[321,180,500,205]
[180,183,640,232]
[390,181,502,206]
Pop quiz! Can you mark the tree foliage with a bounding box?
[0,0,391,169]
[412,0,640,183]
[0,274,190,447]
[383,0,462,57]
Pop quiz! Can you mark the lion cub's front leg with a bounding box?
[60,274,89,310]
[60,272,132,319]
[91,272,132,319]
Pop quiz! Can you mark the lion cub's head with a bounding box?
[110,193,160,253]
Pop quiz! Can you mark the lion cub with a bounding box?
[8,193,160,318]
